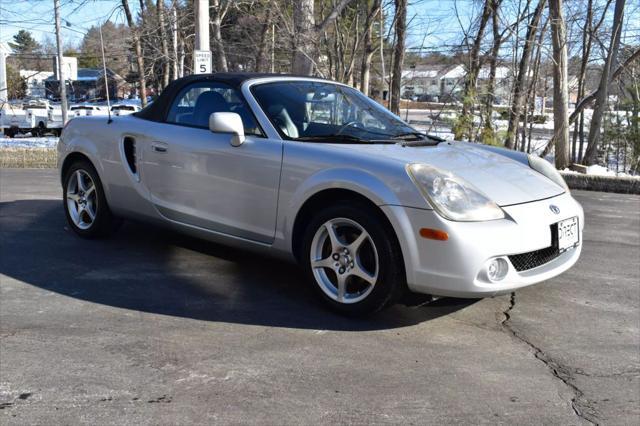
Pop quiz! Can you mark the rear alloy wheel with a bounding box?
[66,169,98,230]
[302,203,405,315]
[63,161,117,238]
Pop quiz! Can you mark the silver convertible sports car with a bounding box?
[58,73,583,315]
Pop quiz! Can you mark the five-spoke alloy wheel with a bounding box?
[66,169,98,230]
[63,160,117,238]
[302,201,405,315]
[310,218,379,304]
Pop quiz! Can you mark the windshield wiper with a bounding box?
[392,132,445,146]
[293,134,395,144]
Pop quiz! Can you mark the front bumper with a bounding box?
[381,192,584,298]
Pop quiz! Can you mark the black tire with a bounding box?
[63,160,118,239]
[4,127,16,138]
[34,122,46,137]
[300,201,406,316]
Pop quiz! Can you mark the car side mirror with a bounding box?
[209,112,245,147]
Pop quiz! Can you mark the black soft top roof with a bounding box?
[134,72,324,122]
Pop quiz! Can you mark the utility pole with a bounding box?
[54,0,68,124]
[194,0,211,74]
[0,42,9,104]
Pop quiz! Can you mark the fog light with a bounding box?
[487,258,509,282]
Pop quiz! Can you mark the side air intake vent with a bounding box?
[123,136,137,175]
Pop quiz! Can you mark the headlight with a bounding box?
[527,154,569,191]
[406,164,505,221]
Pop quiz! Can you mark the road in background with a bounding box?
[1,169,638,424]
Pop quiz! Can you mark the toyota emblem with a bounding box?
[549,205,561,215]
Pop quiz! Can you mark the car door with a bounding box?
[141,81,283,244]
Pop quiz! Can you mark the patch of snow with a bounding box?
[0,135,58,149]
[561,165,640,179]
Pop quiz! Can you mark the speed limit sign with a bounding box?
[194,50,212,74]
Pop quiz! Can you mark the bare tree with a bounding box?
[549,0,570,168]
[390,0,407,114]
[540,47,640,157]
[524,16,548,152]
[504,0,545,150]
[582,0,625,165]
[157,0,170,88]
[360,0,381,96]
[481,0,503,141]
[122,0,147,107]
[211,0,229,72]
[291,0,355,75]
[454,0,492,140]
[255,7,273,72]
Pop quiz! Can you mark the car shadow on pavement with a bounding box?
[0,199,477,331]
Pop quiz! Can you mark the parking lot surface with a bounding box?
[1,168,639,425]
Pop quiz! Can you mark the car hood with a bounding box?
[336,141,565,206]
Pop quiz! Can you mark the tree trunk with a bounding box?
[455,0,492,140]
[481,0,503,141]
[525,17,547,152]
[292,0,316,75]
[505,0,546,149]
[291,0,355,75]
[540,46,640,157]
[549,0,570,168]
[255,8,272,72]
[178,36,184,78]
[573,0,593,162]
[390,0,407,115]
[211,0,229,72]
[157,0,170,88]
[360,0,381,96]
[583,0,625,165]
[171,5,179,80]
[122,0,146,107]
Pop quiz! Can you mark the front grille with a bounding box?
[508,224,560,272]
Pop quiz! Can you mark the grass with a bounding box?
[0,148,57,168]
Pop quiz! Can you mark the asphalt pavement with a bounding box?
[1,168,638,425]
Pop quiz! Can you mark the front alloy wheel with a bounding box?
[302,202,406,315]
[310,218,379,304]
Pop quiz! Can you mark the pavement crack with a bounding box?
[501,292,599,425]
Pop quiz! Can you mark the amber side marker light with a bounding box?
[419,228,449,241]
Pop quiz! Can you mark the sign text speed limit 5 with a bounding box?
[194,50,212,74]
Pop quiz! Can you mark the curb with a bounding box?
[560,172,640,195]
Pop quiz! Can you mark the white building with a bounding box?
[19,70,54,98]
[401,64,513,103]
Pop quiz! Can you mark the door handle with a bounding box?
[151,143,168,153]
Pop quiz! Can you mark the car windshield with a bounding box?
[251,81,419,143]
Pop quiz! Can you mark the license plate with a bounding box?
[557,216,579,252]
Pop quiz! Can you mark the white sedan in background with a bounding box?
[58,73,583,315]
[111,104,141,116]
[70,104,109,117]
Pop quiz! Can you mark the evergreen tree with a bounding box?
[9,30,41,54]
